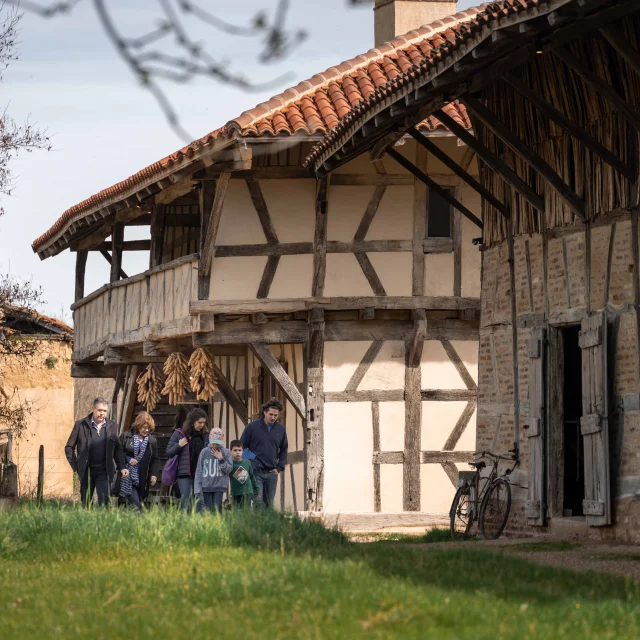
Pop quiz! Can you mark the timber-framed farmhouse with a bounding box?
[307,0,640,539]
[32,0,488,526]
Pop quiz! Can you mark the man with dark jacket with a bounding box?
[240,398,287,509]
[65,397,127,507]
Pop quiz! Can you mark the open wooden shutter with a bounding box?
[579,312,611,526]
[525,327,545,526]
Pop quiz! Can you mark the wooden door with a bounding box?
[579,312,611,526]
[525,327,546,526]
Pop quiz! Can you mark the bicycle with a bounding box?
[449,442,520,540]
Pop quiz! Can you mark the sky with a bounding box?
[2,0,477,321]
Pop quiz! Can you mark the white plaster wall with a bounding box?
[327,186,375,241]
[421,401,473,450]
[358,341,406,391]
[323,401,374,513]
[424,253,454,296]
[324,342,372,392]
[367,252,413,296]
[365,186,413,240]
[378,401,405,452]
[217,180,266,244]
[324,253,374,296]
[209,256,267,300]
[260,179,315,242]
[421,340,467,389]
[268,254,313,298]
[421,464,456,514]
[380,465,404,512]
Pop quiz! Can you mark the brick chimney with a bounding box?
[374,0,458,46]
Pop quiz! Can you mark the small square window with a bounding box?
[427,188,453,238]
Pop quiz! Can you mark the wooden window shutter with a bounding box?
[579,312,611,526]
[525,326,545,526]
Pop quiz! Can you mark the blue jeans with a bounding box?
[176,477,194,511]
[254,469,279,509]
[128,485,142,511]
[197,491,223,513]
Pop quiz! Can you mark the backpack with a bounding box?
[162,429,185,486]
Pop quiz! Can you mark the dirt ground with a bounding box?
[425,538,640,581]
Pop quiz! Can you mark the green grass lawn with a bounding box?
[1,504,639,639]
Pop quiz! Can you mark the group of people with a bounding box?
[64,396,288,512]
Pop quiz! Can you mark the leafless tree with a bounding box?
[0,5,49,436]
[8,0,371,139]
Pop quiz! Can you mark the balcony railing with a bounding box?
[71,254,198,357]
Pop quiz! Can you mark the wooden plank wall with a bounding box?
[73,256,198,351]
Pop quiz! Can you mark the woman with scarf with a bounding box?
[165,407,209,510]
[117,411,160,510]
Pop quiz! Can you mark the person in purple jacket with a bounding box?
[240,398,287,509]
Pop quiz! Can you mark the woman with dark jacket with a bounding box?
[115,411,160,511]
[165,407,209,510]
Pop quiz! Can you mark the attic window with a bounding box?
[427,188,452,239]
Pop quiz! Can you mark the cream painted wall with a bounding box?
[268,254,313,299]
[260,179,316,242]
[324,254,374,296]
[327,186,376,241]
[209,256,267,300]
[365,186,414,240]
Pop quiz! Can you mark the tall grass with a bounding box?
[0,502,347,559]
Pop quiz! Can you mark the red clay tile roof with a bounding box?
[2,305,73,335]
[305,0,566,170]
[32,3,487,258]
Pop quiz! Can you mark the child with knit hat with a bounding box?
[194,427,232,513]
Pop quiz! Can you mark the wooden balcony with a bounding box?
[71,254,198,362]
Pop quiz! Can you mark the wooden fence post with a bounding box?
[37,445,44,506]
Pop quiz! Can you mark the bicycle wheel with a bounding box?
[450,486,473,540]
[479,478,511,540]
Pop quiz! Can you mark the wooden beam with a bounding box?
[600,27,640,78]
[312,177,329,297]
[199,172,231,278]
[372,401,381,512]
[190,296,480,316]
[421,389,477,401]
[404,348,421,511]
[442,400,477,450]
[198,182,214,298]
[345,340,384,392]
[553,47,640,133]
[408,128,509,216]
[75,250,88,302]
[119,365,140,433]
[412,142,427,295]
[213,239,412,257]
[374,451,404,464]
[249,343,306,419]
[324,389,404,402]
[440,339,477,390]
[462,96,586,218]
[502,73,633,180]
[211,361,249,424]
[99,249,128,280]
[82,240,152,252]
[354,184,386,242]
[354,252,387,296]
[387,147,484,229]
[306,309,325,511]
[150,205,166,268]
[421,450,475,463]
[453,206,462,297]
[245,178,279,244]
[110,222,125,282]
[434,107,545,212]
[70,363,120,379]
[407,309,427,368]
[257,256,280,299]
[103,346,164,366]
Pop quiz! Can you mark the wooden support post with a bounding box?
[198,184,214,298]
[110,222,125,283]
[100,250,128,280]
[312,177,329,297]
[110,365,125,421]
[404,345,422,511]
[211,361,249,425]
[453,203,462,297]
[250,343,306,419]
[150,204,166,268]
[412,143,427,296]
[435,107,544,212]
[372,400,381,512]
[37,445,44,506]
[408,309,427,369]
[506,214,521,449]
[119,365,140,434]
[306,309,325,511]
[75,250,88,302]
[199,172,231,290]
[462,96,586,218]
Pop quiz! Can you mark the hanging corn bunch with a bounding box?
[162,352,190,406]
[188,347,218,401]
[136,364,163,412]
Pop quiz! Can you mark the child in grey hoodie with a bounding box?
[194,428,233,513]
